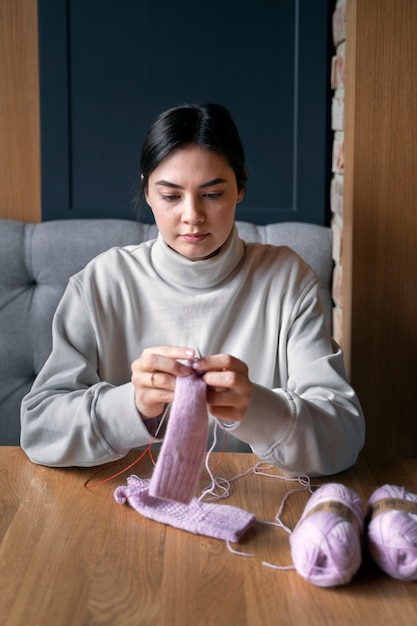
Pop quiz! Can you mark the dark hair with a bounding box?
[139,103,247,199]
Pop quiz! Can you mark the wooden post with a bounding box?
[0,0,41,222]
[344,0,417,456]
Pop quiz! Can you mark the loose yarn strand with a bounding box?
[264,475,313,535]
[200,452,315,569]
[259,473,313,571]
[226,539,255,558]
[84,445,152,490]
[262,560,295,571]
[84,404,170,490]
[199,421,231,501]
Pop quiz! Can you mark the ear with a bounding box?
[141,174,150,205]
[236,168,248,204]
[236,185,246,204]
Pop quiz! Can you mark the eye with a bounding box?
[161,194,180,202]
[204,192,222,199]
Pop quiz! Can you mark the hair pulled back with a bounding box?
[140,103,247,198]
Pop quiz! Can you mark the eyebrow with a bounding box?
[155,178,227,189]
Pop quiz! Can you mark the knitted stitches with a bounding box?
[149,368,208,504]
[115,475,256,543]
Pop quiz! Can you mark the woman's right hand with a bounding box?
[131,346,195,419]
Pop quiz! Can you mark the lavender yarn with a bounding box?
[367,484,417,581]
[289,483,364,587]
[115,475,256,543]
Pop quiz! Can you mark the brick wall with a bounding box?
[330,0,346,345]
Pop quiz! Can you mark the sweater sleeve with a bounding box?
[20,280,155,467]
[222,279,365,477]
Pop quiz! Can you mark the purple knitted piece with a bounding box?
[149,369,209,504]
[115,475,256,543]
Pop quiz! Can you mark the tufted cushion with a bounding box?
[0,218,332,445]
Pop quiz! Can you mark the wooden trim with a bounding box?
[343,0,417,457]
[0,0,41,222]
[341,0,357,379]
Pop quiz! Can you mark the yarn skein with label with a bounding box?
[366,484,417,581]
[289,482,364,587]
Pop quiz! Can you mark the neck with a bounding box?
[151,224,245,290]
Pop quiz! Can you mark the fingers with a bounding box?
[141,345,196,369]
[193,354,252,422]
[193,353,248,386]
[132,349,252,422]
[137,346,195,382]
[131,346,195,418]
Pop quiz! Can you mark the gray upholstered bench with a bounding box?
[0,218,332,445]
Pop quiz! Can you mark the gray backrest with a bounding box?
[0,218,332,444]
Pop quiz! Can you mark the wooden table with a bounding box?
[1,447,417,626]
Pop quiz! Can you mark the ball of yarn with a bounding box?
[367,484,417,581]
[289,483,364,587]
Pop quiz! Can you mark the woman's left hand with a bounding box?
[193,354,252,422]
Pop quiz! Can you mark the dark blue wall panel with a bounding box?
[38,0,331,224]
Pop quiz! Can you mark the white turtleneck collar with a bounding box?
[150,224,245,290]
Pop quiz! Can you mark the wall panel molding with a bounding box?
[38,0,331,225]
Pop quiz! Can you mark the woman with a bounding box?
[20,103,365,475]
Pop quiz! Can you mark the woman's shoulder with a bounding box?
[242,240,318,286]
[87,239,154,266]
[71,239,157,283]
[243,239,310,266]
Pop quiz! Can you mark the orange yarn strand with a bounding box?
[84,418,227,491]
[84,443,154,490]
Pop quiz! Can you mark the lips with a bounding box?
[182,233,208,243]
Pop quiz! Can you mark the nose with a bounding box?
[182,195,205,224]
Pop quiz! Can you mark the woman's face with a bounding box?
[145,144,245,260]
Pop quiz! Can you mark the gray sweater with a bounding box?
[20,226,364,474]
